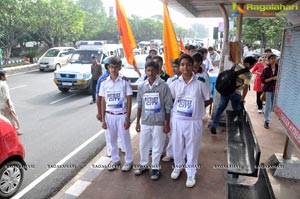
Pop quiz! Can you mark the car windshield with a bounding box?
[123,56,146,69]
[69,51,103,64]
[45,49,60,57]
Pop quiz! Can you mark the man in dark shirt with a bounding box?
[91,56,102,104]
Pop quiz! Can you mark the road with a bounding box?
[7,71,137,199]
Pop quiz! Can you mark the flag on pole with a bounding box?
[179,34,186,53]
[115,0,137,67]
[163,2,180,76]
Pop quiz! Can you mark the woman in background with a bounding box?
[252,53,268,114]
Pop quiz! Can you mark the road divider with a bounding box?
[3,64,38,76]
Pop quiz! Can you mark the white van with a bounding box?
[53,41,105,93]
[38,47,75,71]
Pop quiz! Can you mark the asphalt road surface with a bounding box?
[7,71,137,199]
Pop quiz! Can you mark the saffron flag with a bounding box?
[116,0,137,67]
[179,34,186,53]
[163,3,180,76]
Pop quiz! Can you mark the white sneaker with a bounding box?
[186,175,196,188]
[258,109,262,114]
[121,162,133,172]
[171,168,182,180]
[107,149,112,157]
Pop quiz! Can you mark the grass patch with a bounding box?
[2,62,33,68]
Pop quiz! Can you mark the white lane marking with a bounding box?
[65,180,91,196]
[12,103,138,199]
[12,129,105,199]
[49,94,76,105]
[10,85,27,90]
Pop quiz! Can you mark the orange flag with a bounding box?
[179,34,186,53]
[115,0,137,67]
[163,3,180,76]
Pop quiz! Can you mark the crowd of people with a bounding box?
[91,44,279,188]
[0,43,279,189]
[93,46,215,188]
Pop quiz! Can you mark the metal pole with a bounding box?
[218,4,229,72]
[283,135,293,159]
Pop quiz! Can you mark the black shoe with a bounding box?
[150,169,160,180]
[210,127,217,134]
[264,122,269,129]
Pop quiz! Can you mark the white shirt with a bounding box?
[166,75,178,86]
[0,81,10,109]
[202,58,213,72]
[195,72,212,98]
[169,75,211,120]
[99,74,133,114]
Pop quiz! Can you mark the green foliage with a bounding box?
[28,0,84,47]
[21,50,39,63]
[0,0,33,58]
[0,0,209,59]
[242,16,291,49]
[2,62,31,68]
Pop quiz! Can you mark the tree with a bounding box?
[76,0,108,40]
[242,16,290,49]
[29,0,84,47]
[0,0,33,60]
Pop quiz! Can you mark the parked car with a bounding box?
[252,48,281,60]
[0,115,26,199]
[38,47,75,71]
[120,54,148,91]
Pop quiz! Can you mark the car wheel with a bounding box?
[0,161,24,199]
[58,87,70,93]
[39,68,44,72]
[54,64,61,71]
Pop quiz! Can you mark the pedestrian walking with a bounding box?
[90,56,102,104]
[210,56,256,134]
[260,54,278,129]
[0,71,21,135]
[252,53,268,114]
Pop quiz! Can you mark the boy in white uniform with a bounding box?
[169,54,212,188]
[100,57,133,172]
[192,53,212,99]
[163,59,181,162]
[135,61,173,180]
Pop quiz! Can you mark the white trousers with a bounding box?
[105,114,133,164]
[172,117,202,176]
[105,129,124,154]
[139,124,166,169]
[165,131,173,157]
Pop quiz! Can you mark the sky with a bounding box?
[102,0,223,30]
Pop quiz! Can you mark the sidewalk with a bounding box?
[54,89,300,199]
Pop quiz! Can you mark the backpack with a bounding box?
[215,65,249,96]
